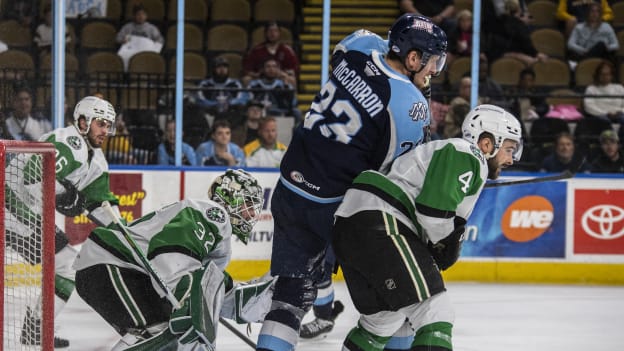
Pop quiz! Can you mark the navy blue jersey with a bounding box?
[279,30,431,202]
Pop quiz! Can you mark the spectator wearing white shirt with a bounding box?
[583,60,624,140]
[4,85,51,141]
[243,116,287,168]
[116,4,163,45]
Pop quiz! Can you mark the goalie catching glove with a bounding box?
[55,178,86,217]
[427,217,466,271]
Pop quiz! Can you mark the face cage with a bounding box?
[228,190,263,242]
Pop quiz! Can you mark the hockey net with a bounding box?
[1,141,56,351]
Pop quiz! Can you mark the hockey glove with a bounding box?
[427,218,466,271]
[55,179,86,217]
[221,274,276,323]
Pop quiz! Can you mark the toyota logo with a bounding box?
[581,205,624,240]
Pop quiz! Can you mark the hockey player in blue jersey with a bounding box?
[256,14,448,351]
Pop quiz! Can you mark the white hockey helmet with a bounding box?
[462,104,523,161]
[73,96,116,136]
[208,169,264,244]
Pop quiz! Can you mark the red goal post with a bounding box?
[1,140,56,351]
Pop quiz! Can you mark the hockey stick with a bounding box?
[484,170,574,188]
[100,201,182,309]
[219,317,257,349]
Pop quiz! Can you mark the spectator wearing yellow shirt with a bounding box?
[244,116,287,168]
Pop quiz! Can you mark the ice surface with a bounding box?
[56,282,624,350]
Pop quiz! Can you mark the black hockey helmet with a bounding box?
[388,14,448,76]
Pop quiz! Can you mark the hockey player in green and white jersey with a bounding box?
[73,169,274,350]
[332,104,523,351]
[5,95,119,348]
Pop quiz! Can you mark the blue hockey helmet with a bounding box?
[388,14,448,76]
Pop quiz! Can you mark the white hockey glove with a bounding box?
[221,273,276,324]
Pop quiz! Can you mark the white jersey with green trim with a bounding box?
[74,198,233,291]
[4,125,116,236]
[39,125,117,208]
[335,138,488,244]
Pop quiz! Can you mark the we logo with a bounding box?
[501,196,554,242]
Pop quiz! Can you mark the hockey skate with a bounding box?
[300,300,345,339]
[20,307,70,348]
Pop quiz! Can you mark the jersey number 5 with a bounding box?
[304,81,362,144]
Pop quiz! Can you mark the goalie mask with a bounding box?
[208,169,264,244]
[462,104,523,161]
[73,96,116,136]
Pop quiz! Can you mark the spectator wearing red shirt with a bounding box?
[242,21,299,87]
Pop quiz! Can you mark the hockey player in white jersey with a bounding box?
[73,169,274,350]
[332,105,523,351]
[5,95,119,348]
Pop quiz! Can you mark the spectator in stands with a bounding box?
[195,56,248,118]
[4,85,51,141]
[509,68,549,123]
[33,5,72,57]
[242,21,299,87]
[590,129,623,173]
[443,76,481,139]
[478,54,512,110]
[566,2,619,65]
[244,116,287,168]
[398,0,456,33]
[540,132,590,173]
[157,119,197,166]
[116,4,163,45]
[446,9,473,64]
[485,0,548,66]
[232,99,265,148]
[247,57,300,122]
[583,60,624,140]
[195,119,245,167]
[556,0,613,38]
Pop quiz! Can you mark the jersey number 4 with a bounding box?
[304,81,362,144]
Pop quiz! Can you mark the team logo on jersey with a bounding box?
[408,102,427,121]
[66,136,82,150]
[364,61,380,76]
[469,145,485,163]
[206,207,226,223]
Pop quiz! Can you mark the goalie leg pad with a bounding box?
[169,261,225,348]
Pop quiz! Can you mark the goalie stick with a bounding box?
[219,317,257,349]
[484,170,574,188]
[95,202,257,349]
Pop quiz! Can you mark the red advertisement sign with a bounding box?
[65,173,145,244]
[574,189,624,254]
